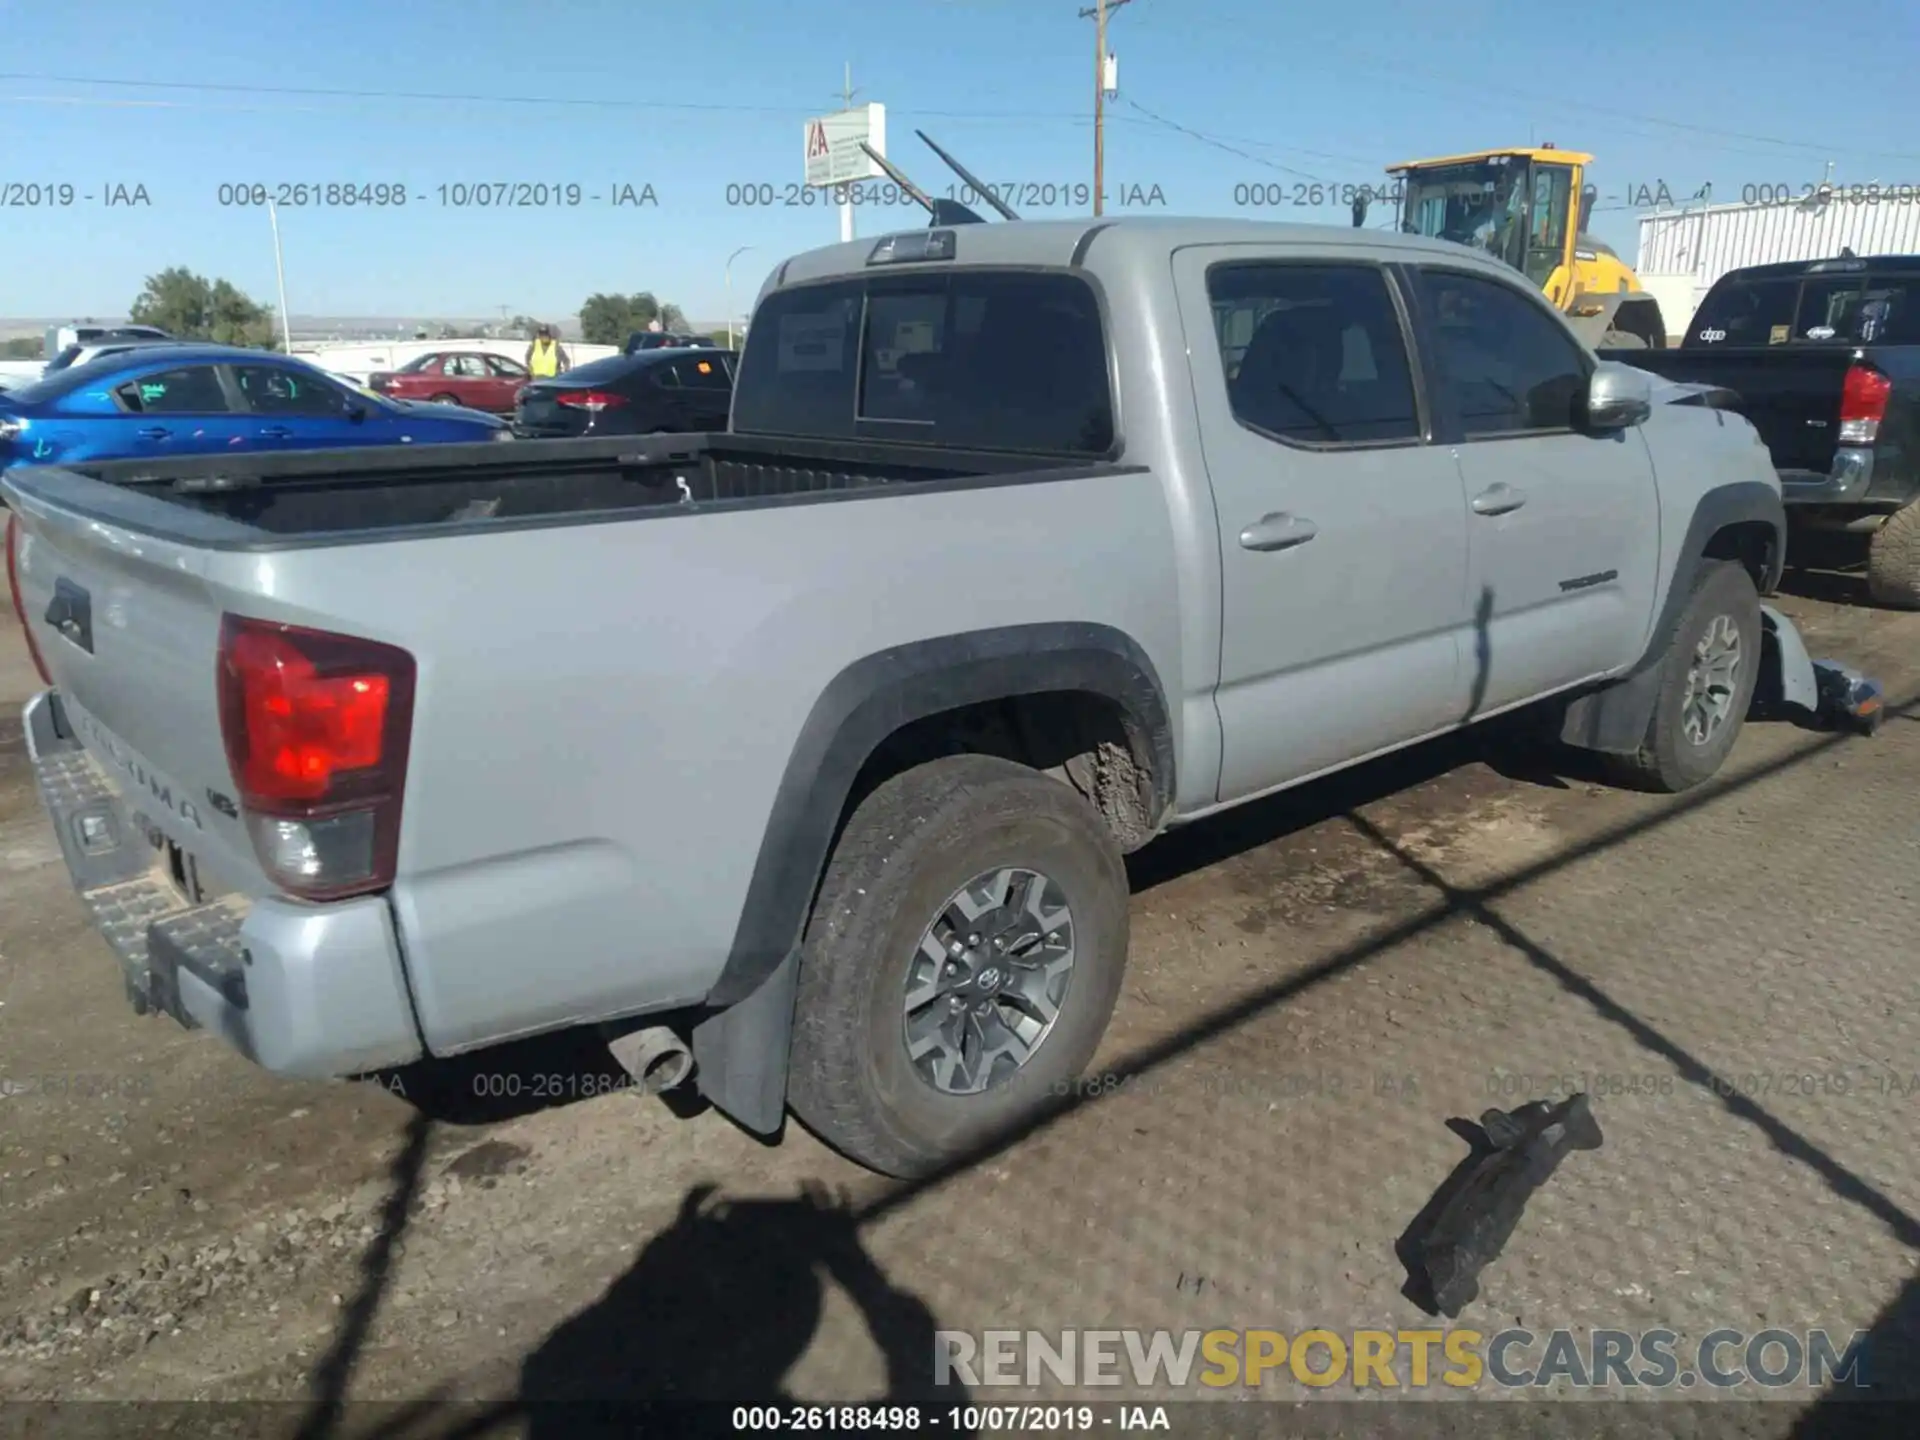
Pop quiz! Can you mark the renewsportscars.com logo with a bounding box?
[934,1327,1874,1392]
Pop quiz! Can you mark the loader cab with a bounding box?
[1390,147,1586,300]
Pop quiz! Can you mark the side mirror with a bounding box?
[1577,184,1596,234]
[1585,361,1653,431]
[1351,193,1369,228]
[345,401,369,423]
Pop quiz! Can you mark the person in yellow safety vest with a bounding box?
[524,324,571,379]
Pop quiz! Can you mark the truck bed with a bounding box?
[10,433,1122,548]
[1599,344,1861,476]
[5,422,1177,1064]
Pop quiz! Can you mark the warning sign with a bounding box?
[802,103,887,189]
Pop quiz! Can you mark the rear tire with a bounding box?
[787,754,1130,1179]
[1606,560,1762,793]
[1600,330,1647,350]
[1866,501,1920,610]
[429,392,460,406]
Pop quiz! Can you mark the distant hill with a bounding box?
[1,315,739,345]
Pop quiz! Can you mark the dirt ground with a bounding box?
[2,556,1918,1437]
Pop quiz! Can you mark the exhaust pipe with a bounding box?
[607,1024,695,1095]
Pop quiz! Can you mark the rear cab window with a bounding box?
[1690,268,1920,346]
[1690,276,1801,345]
[1796,274,1919,345]
[733,269,1114,456]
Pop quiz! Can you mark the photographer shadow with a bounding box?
[518,1181,974,1438]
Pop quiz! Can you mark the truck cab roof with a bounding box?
[760,215,1514,299]
[1714,253,1920,283]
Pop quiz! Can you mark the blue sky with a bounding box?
[4,0,1917,325]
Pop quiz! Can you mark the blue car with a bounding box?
[0,343,508,473]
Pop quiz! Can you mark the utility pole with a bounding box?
[725,246,756,349]
[266,199,293,352]
[1078,0,1130,216]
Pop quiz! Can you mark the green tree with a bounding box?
[1,337,42,359]
[577,291,690,346]
[578,292,633,347]
[129,267,277,348]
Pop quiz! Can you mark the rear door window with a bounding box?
[734,270,1114,456]
[113,366,232,414]
[1207,261,1422,445]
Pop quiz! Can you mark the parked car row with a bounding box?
[0,337,742,476]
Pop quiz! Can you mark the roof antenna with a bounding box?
[915,130,1021,220]
[857,140,989,227]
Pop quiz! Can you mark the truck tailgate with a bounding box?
[1613,346,1856,475]
[7,486,267,896]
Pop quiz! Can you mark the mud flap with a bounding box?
[690,946,800,1136]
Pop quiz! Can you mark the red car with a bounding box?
[367,351,531,413]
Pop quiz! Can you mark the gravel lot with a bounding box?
[2,563,1917,1438]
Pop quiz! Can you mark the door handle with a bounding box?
[1471,483,1527,516]
[1238,511,1319,552]
[258,426,294,439]
[137,426,170,440]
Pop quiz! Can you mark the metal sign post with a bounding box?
[804,93,886,243]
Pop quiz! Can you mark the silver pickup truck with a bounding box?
[3,217,1880,1178]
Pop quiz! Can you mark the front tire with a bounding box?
[1608,560,1762,793]
[1867,501,1920,609]
[787,754,1130,1179]
[429,392,461,406]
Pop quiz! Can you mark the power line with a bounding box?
[1120,11,1920,164]
[1118,95,1338,183]
[0,70,1091,122]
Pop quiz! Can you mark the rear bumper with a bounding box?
[1779,449,1875,504]
[24,689,424,1078]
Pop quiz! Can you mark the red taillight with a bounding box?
[1839,363,1891,445]
[217,614,415,900]
[5,513,53,686]
[554,390,627,412]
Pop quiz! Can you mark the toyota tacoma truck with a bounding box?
[4,216,1879,1179]
[1600,253,1920,606]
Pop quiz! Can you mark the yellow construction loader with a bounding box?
[1375,145,1667,349]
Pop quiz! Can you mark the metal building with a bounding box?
[1634,191,1920,335]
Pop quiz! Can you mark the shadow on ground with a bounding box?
[302,688,1917,1440]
